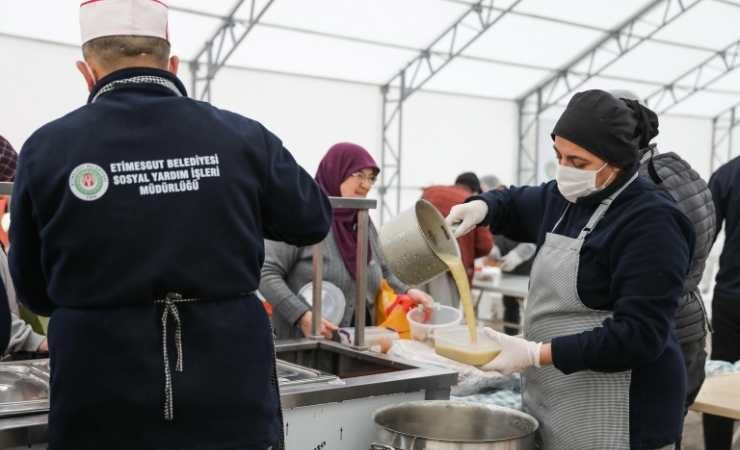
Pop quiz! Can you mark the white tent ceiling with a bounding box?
[2,0,740,117]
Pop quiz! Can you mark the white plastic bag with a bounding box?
[388,340,513,396]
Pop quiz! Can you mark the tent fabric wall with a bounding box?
[0,35,87,151]
[0,33,715,208]
[209,66,380,178]
[0,34,520,191]
[209,67,521,218]
[658,116,713,179]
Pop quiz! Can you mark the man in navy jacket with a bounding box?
[705,154,740,450]
[9,1,331,449]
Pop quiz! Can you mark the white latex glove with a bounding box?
[489,246,502,261]
[482,327,542,375]
[500,251,524,272]
[445,200,488,238]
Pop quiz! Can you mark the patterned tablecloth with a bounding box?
[705,359,740,377]
[454,360,740,412]
[452,388,523,410]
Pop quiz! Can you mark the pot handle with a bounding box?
[369,444,399,450]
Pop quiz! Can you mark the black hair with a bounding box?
[455,172,482,194]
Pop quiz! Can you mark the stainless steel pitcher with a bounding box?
[378,199,460,286]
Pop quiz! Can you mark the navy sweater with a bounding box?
[709,155,740,300]
[10,69,330,313]
[9,68,331,449]
[478,173,694,449]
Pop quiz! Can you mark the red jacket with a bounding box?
[422,185,493,281]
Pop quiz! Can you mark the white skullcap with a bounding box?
[80,0,169,44]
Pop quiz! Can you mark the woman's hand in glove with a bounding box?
[445,200,488,238]
[481,328,547,375]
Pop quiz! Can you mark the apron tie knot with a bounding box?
[156,292,199,421]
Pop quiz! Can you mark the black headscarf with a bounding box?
[552,89,659,169]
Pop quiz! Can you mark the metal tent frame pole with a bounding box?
[515,0,702,185]
[517,92,541,187]
[378,0,522,222]
[711,102,740,173]
[170,5,740,99]
[379,76,404,225]
[189,0,275,101]
[644,37,740,114]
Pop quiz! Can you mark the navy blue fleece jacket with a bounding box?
[8,68,331,450]
[709,155,740,300]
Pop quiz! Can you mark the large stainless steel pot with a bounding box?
[379,200,460,286]
[372,401,537,450]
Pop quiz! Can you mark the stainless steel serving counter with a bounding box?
[0,340,457,448]
[277,339,456,408]
[277,339,456,449]
[0,360,50,448]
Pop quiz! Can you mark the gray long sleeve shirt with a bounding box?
[8,313,45,353]
[259,224,408,339]
[0,249,45,354]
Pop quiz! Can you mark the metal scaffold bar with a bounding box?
[515,0,702,185]
[711,101,740,173]
[189,0,275,101]
[644,37,740,114]
[379,0,522,223]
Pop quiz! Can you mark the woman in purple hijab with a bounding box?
[260,143,433,340]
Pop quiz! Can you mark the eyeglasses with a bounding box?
[350,172,378,186]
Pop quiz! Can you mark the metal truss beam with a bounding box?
[644,37,740,114]
[515,0,702,185]
[517,92,542,189]
[442,0,720,53]
[176,2,721,55]
[378,0,522,223]
[189,0,274,101]
[172,5,740,99]
[711,101,740,173]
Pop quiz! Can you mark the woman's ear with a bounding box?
[601,165,621,188]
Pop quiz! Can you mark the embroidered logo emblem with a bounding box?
[69,163,109,201]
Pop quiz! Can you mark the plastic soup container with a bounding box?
[434,326,501,366]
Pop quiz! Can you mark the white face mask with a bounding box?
[556,162,614,203]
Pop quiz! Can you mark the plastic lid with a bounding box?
[408,305,461,327]
[298,282,346,325]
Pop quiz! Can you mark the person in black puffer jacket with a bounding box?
[638,145,714,404]
[611,91,716,441]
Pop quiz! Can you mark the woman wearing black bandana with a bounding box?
[448,90,693,450]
